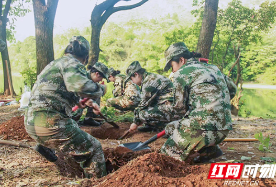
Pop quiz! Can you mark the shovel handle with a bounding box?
[135,130,166,150]
[72,98,90,112]
[118,130,130,140]
[98,112,120,128]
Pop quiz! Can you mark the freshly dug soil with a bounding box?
[0,116,32,141]
[81,152,276,187]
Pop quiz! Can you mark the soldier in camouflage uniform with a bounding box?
[72,62,109,126]
[24,36,107,178]
[160,42,237,163]
[126,61,174,132]
[106,68,141,111]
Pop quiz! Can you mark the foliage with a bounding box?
[238,89,276,119]
[100,106,134,122]
[254,132,272,152]
[20,67,37,89]
[4,0,31,42]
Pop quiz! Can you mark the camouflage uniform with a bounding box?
[125,61,174,128]
[73,62,110,123]
[107,73,141,111]
[24,36,107,178]
[161,42,237,162]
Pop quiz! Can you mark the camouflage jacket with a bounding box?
[123,80,141,105]
[134,71,173,123]
[112,74,126,97]
[171,58,236,131]
[28,54,104,117]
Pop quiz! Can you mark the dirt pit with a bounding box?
[81,122,130,140]
[0,115,131,141]
[104,146,152,173]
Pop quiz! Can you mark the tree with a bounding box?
[33,0,59,74]
[89,0,149,66]
[0,0,30,96]
[197,0,218,59]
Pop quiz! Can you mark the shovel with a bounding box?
[119,130,166,151]
[72,98,119,129]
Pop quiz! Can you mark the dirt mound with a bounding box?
[81,152,276,187]
[0,116,32,141]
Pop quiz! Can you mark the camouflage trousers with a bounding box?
[135,105,172,129]
[160,118,229,161]
[106,96,138,111]
[24,110,107,178]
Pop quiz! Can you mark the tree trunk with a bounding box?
[197,0,218,58]
[33,0,59,75]
[0,0,15,96]
[89,24,102,66]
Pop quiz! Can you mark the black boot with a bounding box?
[34,144,58,162]
[82,117,101,127]
[193,145,223,163]
[138,125,159,132]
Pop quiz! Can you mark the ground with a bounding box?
[0,104,275,186]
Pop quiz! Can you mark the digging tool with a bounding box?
[0,140,57,162]
[118,130,130,140]
[223,138,258,142]
[97,112,119,128]
[119,130,166,151]
[72,98,119,128]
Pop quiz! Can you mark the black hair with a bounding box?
[87,65,105,78]
[111,70,121,77]
[131,68,146,78]
[171,51,201,62]
[64,40,89,59]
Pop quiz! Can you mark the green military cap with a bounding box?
[69,36,90,51]
[164,42,189,71]
[93,62,110,82]
[108,67,115,78]
[125,61,142,83]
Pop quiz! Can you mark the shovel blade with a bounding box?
[119,142,151,151]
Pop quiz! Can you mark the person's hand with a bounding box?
[129,123,138,133]
[84,99,93,107]
[77,100,86,109]
[92,103,101,115]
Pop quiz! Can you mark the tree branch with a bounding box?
[228,53,240,77]
[101,0,149,24]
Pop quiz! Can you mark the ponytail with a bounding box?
[64,40,89,59]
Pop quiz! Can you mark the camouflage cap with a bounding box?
[69,36,90,51]
[108,67,115,77]
[93,62,110,82]
[125,61,142,82]
[164,42,189,71]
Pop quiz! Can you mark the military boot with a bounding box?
[193,145,223,163]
